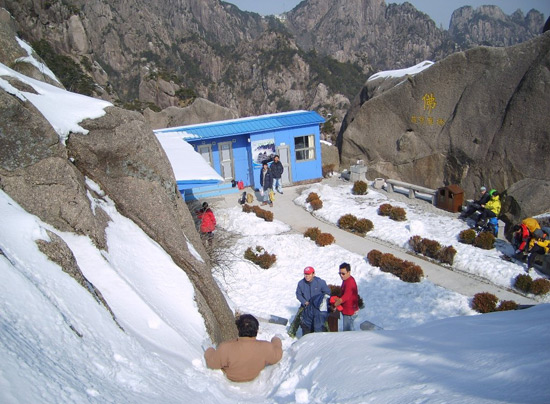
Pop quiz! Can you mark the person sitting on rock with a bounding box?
[526,228,550,271]
[475,189,501,229]
[459,186,490,220]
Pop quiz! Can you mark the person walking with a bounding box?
[270,155,284,194]
[196,202,216,246]
[332,262,359,331]
[259,162,274,207]
[204,314,282,382]
[295,266,331,335]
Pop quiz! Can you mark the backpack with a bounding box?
[238,192,246,205]
[269,189,275,202]
[246,193,254,203]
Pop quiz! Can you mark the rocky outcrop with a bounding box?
[338,32,550,222]
[144,98,239,130]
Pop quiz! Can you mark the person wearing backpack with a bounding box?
[526,228,550,271]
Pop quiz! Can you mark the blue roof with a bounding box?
[154,110,325,140]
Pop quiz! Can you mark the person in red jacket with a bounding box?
[197,202,216,246]
[333,262,359,331]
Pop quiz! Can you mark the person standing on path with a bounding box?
[196,202,216,246]
[270,155,284,194]
[260,162,274,207]
[333,262,359,331]
[295,266,331,335]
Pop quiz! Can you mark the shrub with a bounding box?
[338,214,358,230]
[242,204,273,221]
[400,264,423,283]
[310,198,323,210]
[389,206,407,221]
[378,203,393,216]
[530,278,550,295]
[353,218,373,235]
[242,204,253,213]
[514,274,533,293]
[496,300,518,311]
[458,229,476,244]
[306,192,320,203]
[379,253,403,277]
[420,238,441,259]
[244,246,277,269]
[367,249,383,267]
[322,164,335,178]
[328,284,341,296]
[471,292,498,313]
[352,180,368,195]
[316,232,335,247]
[473,231,495,250]
[408,235,423,253]
[437,246,457,265]
[304,227,321,241]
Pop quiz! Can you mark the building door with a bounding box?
[197,144,213,167]
[218,141,234,181]
[277,145,292,185]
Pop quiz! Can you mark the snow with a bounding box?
[1,43,550,403]
[15,37,60,84]
[154,131,223,182]
[368,60,434,82]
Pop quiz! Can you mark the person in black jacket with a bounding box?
[259,162,273,207]
[459,186,491,220]
[270,155,284,194]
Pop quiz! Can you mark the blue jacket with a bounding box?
[296,276,330,307]
[270,161,284,179]
[300,293,330,332]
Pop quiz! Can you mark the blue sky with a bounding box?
[226,1,549,28]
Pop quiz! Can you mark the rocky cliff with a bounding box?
[338,32,550,225]
[0,16,237,343]
[0,0,544,127]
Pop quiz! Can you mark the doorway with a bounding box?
[277,145,292,186]
[218,141,234,181]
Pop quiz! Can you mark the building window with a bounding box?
[294,134,315,161]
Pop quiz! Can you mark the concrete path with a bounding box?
[213,181,536,305]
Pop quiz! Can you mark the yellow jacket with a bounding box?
[522,217,541,234]
[485,195,501,216]
[529,237,549,254]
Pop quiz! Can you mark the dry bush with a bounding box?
[378,203,393,216]
[316,232,335,247]
[514,274,533,293]
[367,249,383,267]
[306,192,320,203]
[473,231,495,250]
[310,198,323,210]
[322,164,335,178]
[379,253,403,277]
[408,235,423,253]
[471,292,499,313]
[353,218,373,235]
[437,246,457,265]
[244,246,277,269]
[242,204,273,221]
[400,264,423,283]
[304,227,321,242]
[338,214,358,230]
[420,238,441,258]
[458,229,477,244]
[352,180,368,195]
[389,206,407,221]
[329,284,341,296]
[530,278,550,295]
[496,300,518,311]
[242,204,254,213]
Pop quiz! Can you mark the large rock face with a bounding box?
[338,32,550,223]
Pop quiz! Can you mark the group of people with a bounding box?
[296,263,359,334]
[459,186,501,231]
[512,217,549,270]
[259,155,284,207]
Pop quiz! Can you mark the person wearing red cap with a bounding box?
[295,266,330,335]
[333,262,359,331]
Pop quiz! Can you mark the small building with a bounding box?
[154,110,325,199]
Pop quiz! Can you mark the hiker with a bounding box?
[332,262,359,331]
[204,314,282,382]
[259,162,274,207]
[459,186,491,220]
[512,217,541,260]
[475,189,501,229]
[197,202,216,246]
[270,155,284,194]
[296,266,331,335]
[526,228,549,271]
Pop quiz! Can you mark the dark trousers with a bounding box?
[528,244,546,268]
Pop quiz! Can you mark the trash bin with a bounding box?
[435,185,464,213]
